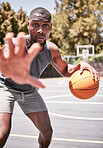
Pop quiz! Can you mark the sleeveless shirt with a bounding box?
[0,36,52,91]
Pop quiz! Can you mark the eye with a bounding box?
[43,24,50,29]
[32,23,39,28]
[43,24,49,27]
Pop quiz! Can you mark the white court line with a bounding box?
[10,134,103,144]
[44,94,103,100]
[44,95,70,100]
[45,101,103,104]
[44,94,103,120]
[49,112,103,121]
[58,79,68,85]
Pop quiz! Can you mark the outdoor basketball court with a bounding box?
[4,77,103,148]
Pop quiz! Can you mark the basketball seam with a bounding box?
[69,76,92,88]
[70,70,89,81]
[71,90,89,99]
[73,86,99,90]
[71,89,96,99]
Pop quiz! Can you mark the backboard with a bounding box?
[77,45,94,60]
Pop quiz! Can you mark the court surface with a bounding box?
[4,77,103,148]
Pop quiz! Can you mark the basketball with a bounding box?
[69,70,99,99]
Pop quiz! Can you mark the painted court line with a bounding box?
[45,100,103,104]
[58,79,68,85]
[10,134,103,144]
[44,94,103,100]
[49,112,103,121]
[45,94,103,120]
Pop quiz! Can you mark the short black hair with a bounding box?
[29,7,51,22]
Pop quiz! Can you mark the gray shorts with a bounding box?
[0,83,47,114]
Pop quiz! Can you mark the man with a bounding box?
[0,7,99,148]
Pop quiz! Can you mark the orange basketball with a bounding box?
[69,70,99,99]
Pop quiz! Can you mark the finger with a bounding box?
[4,33,15,58]
[0,47,3,60]
[87,66,98,81]
[15,32,26,55]
[26,75,45,88]
[80,63,99,81]
[0,46,2,56]
[92,69,100,81]
[96,73,100,81]
[14,37,26,56]
[6,39,15,58]
[79,64,84,74]
[0,45,6,60]
[5,32,15,41]
[88,67,95,79]
[80,63,94,78]
[25,43,42,64]
[17,32,26,37]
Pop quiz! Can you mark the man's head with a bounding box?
[28,7,52,45]
[29,7,51,22]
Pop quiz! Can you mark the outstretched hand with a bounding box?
[0,33,45,88]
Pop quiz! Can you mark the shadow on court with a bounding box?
[4,77,103,148]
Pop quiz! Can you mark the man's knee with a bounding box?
[38,126,53,147]
[44,127,53,140]
[0,125,11,148]
[0,114,11,147]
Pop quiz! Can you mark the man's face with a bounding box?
[28,18,52,44]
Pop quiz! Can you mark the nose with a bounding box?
[37,26,43,33]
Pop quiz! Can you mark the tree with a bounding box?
[16,9,29,33]
[0,2,28,46]
[0,2,18,45]
[50,0,103,55]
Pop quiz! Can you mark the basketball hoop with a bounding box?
[77,45,94,61]
[82,49,89,60]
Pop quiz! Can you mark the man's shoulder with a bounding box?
[47,41,59,51]
[46,41,61,59]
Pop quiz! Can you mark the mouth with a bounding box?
[36,35,45,42]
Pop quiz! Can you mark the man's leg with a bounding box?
[0,113,12,148]
[27,111,53,148]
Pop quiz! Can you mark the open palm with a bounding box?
[0,36,45,88]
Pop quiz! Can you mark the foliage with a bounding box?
[50,0,103,55]
[89,50,103,62]
[0,2,28,46]
[65,51,103,65]
[16,9,29,33]
[0,1,103,58]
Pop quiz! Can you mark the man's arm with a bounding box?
[0,33,45,88]
[48,42,100,81]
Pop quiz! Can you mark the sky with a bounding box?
[0,0,56,16]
